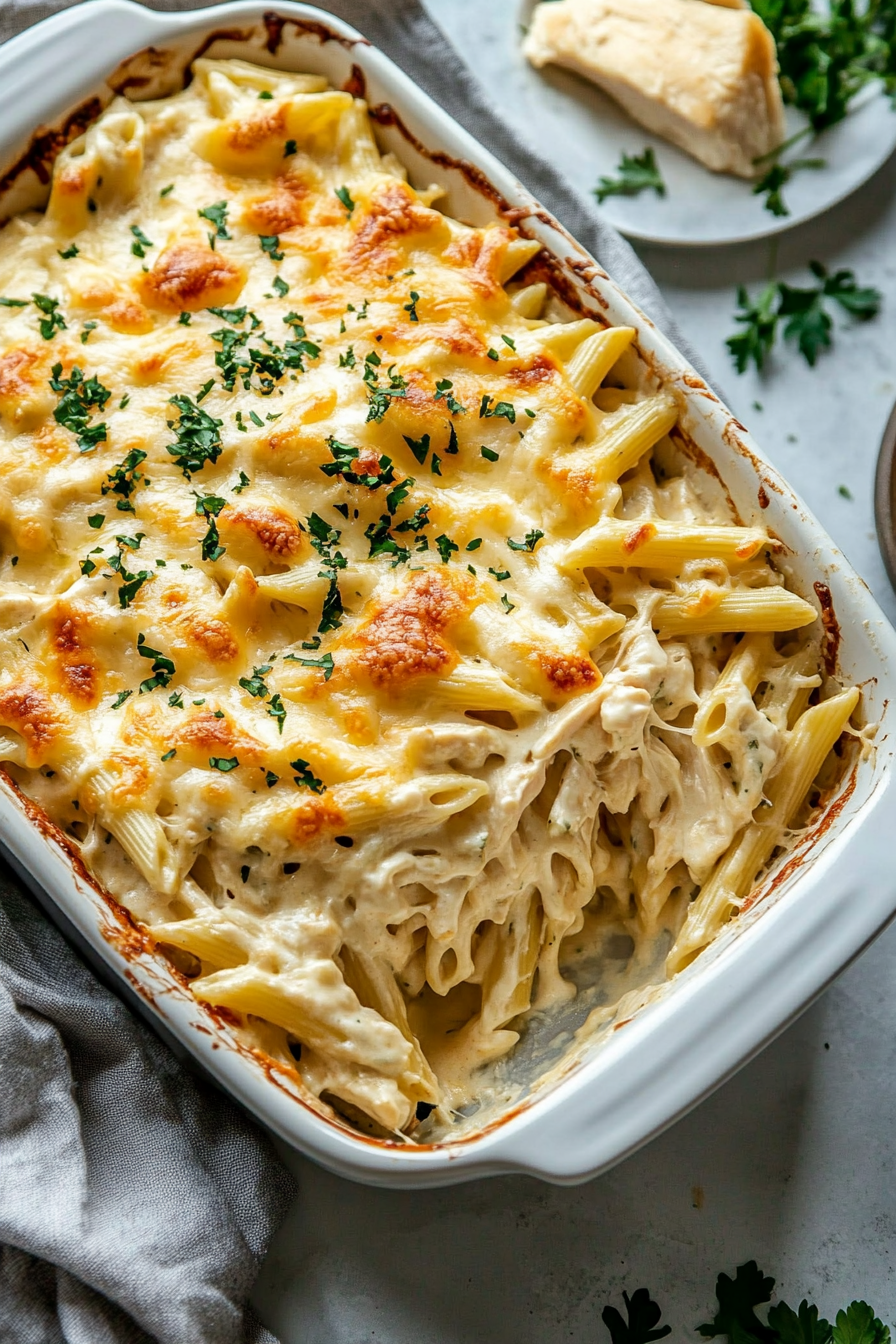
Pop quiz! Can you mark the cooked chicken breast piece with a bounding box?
[523,0,785,178]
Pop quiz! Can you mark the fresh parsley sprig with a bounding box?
[727,261,881,373]
[600,1264,891,1344]
[594,148,666,205]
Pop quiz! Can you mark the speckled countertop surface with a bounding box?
[252,4,896,1337]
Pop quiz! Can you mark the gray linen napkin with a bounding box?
[0,1,696,1340]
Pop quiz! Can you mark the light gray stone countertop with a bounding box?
[252,5,896,1337]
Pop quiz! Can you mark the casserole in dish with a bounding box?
[1,0,895,1187]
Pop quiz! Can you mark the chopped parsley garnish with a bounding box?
[284,651,335,680]
[434,378,466,415]
[196,379,215,403]
[501,334,516,351]
[209,756,239,772]
[335,186,355,214]
[161,748,177,762]
[594,148,666,205]
[403,291,420,322]
[168,691,184,708]
[273,275,289,297]
[130,224,154,258]
[363,350,408,423]
[402,433,429,466]
[266,693,287,733]
[480,445,499,462]
[198,201,230,247]
[365,515,410,565]
[160,184,174,197]
[136,633,175,693]
[395,503,430,534]
[318,573,344,632]
[239,664,273,698]
[489,567,511,582]
[108,535,152,608]
[58,243,79,260]
[119,394,130,410]
[430,454,442,476]
[264,770,279,787]
[88,514,105,529]
[466,538,482,551]
[322,436,396,488]
[385,477,414,514]
[80,321,98,344]
[284,139,297,156]
[446,423,459,455]
[80,557,97,576]
[501,593,515,613]
[179,312,191,325]
[0,297,28,307]
[260,234,284,261]
[207,305,249,325]
[290,758,326,793]
[258,90,273,99]
[50,362,110,454]
[479,394,516,423]
[306,513,347,565]
[193,491,227,562]
[507,529,544,552]
[102,447,147,513]
[165,395,223,477]
[111,690,132,709]
[32,293,66,340]
[232,471,251,494]
[339,346,356,368]
[435,533,458,564]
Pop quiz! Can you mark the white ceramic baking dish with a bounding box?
[2,0,895,1189]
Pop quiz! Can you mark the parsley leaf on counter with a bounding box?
[594,148,666,205]
[727,263,881,373]
[727,281,780,374]
[604,1265,890,1344]
[832,1302,891,1344]
[697,1262,778,1343]
[602,1289,672,1344]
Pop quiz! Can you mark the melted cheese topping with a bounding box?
[0,60,847,1139]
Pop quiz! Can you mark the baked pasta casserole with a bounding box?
[0,59,858,1136]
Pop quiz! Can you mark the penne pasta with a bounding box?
[667,687,860,973]
[654,588,817,637]
[564,519,770,572]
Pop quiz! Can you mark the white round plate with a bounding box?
[516,2,896,246]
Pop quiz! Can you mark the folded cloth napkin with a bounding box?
[0,1,697,1341]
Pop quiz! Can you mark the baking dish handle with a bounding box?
[0,0,173,159]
